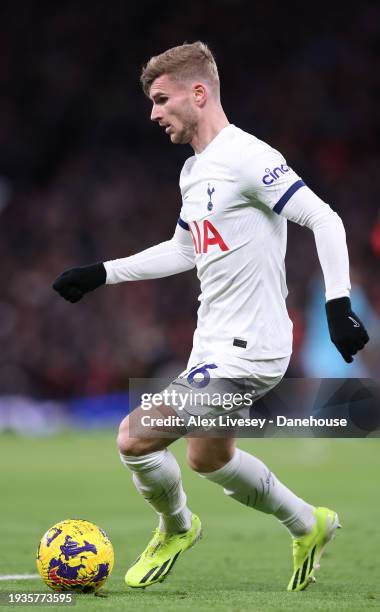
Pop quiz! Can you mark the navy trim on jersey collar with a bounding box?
[273,180,306,214]
[178,216,190,230]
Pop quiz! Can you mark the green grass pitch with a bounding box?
[0,432,379,611]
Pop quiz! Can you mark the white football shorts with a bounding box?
[163,346,290,432]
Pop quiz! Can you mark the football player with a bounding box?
[53,42,369,591]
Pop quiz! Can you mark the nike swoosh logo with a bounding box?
[348,316,360,327]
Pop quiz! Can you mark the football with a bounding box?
[36,519,114,592]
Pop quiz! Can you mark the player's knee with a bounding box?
[116,415,147,457]
[186,453,208,473]
[186,447,233,473]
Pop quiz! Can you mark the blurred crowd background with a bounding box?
[1,0,379,402]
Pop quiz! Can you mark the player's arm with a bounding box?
[280,186,369,362]
[52,219,195,303]
[242,146,369,362]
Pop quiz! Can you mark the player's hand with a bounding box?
[325,297,369,363]
[52,263,106,303]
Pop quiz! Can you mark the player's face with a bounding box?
[149,74,198,145]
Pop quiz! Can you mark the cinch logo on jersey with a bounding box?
[262,164,290,185]
[189,220,229,254]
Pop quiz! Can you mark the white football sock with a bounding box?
[120,449,193,534]
[199,448,315,537]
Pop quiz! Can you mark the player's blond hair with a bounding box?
[140,41,220,99]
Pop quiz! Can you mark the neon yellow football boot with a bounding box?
[287,506,341,592]
[125,514,202,588]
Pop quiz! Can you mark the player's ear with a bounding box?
[193,83,208,107]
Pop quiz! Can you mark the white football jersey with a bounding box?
[105,123,350,362]
[178,124,305,360]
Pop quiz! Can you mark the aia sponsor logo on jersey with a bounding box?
[189,219,229,254]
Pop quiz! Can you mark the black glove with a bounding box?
[52,263,106,303]
[325,297,369,363]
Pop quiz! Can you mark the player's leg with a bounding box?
[187,437,340,591]
[187,437,315,533]
[118,402,192,534]
[118,403,201,588]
